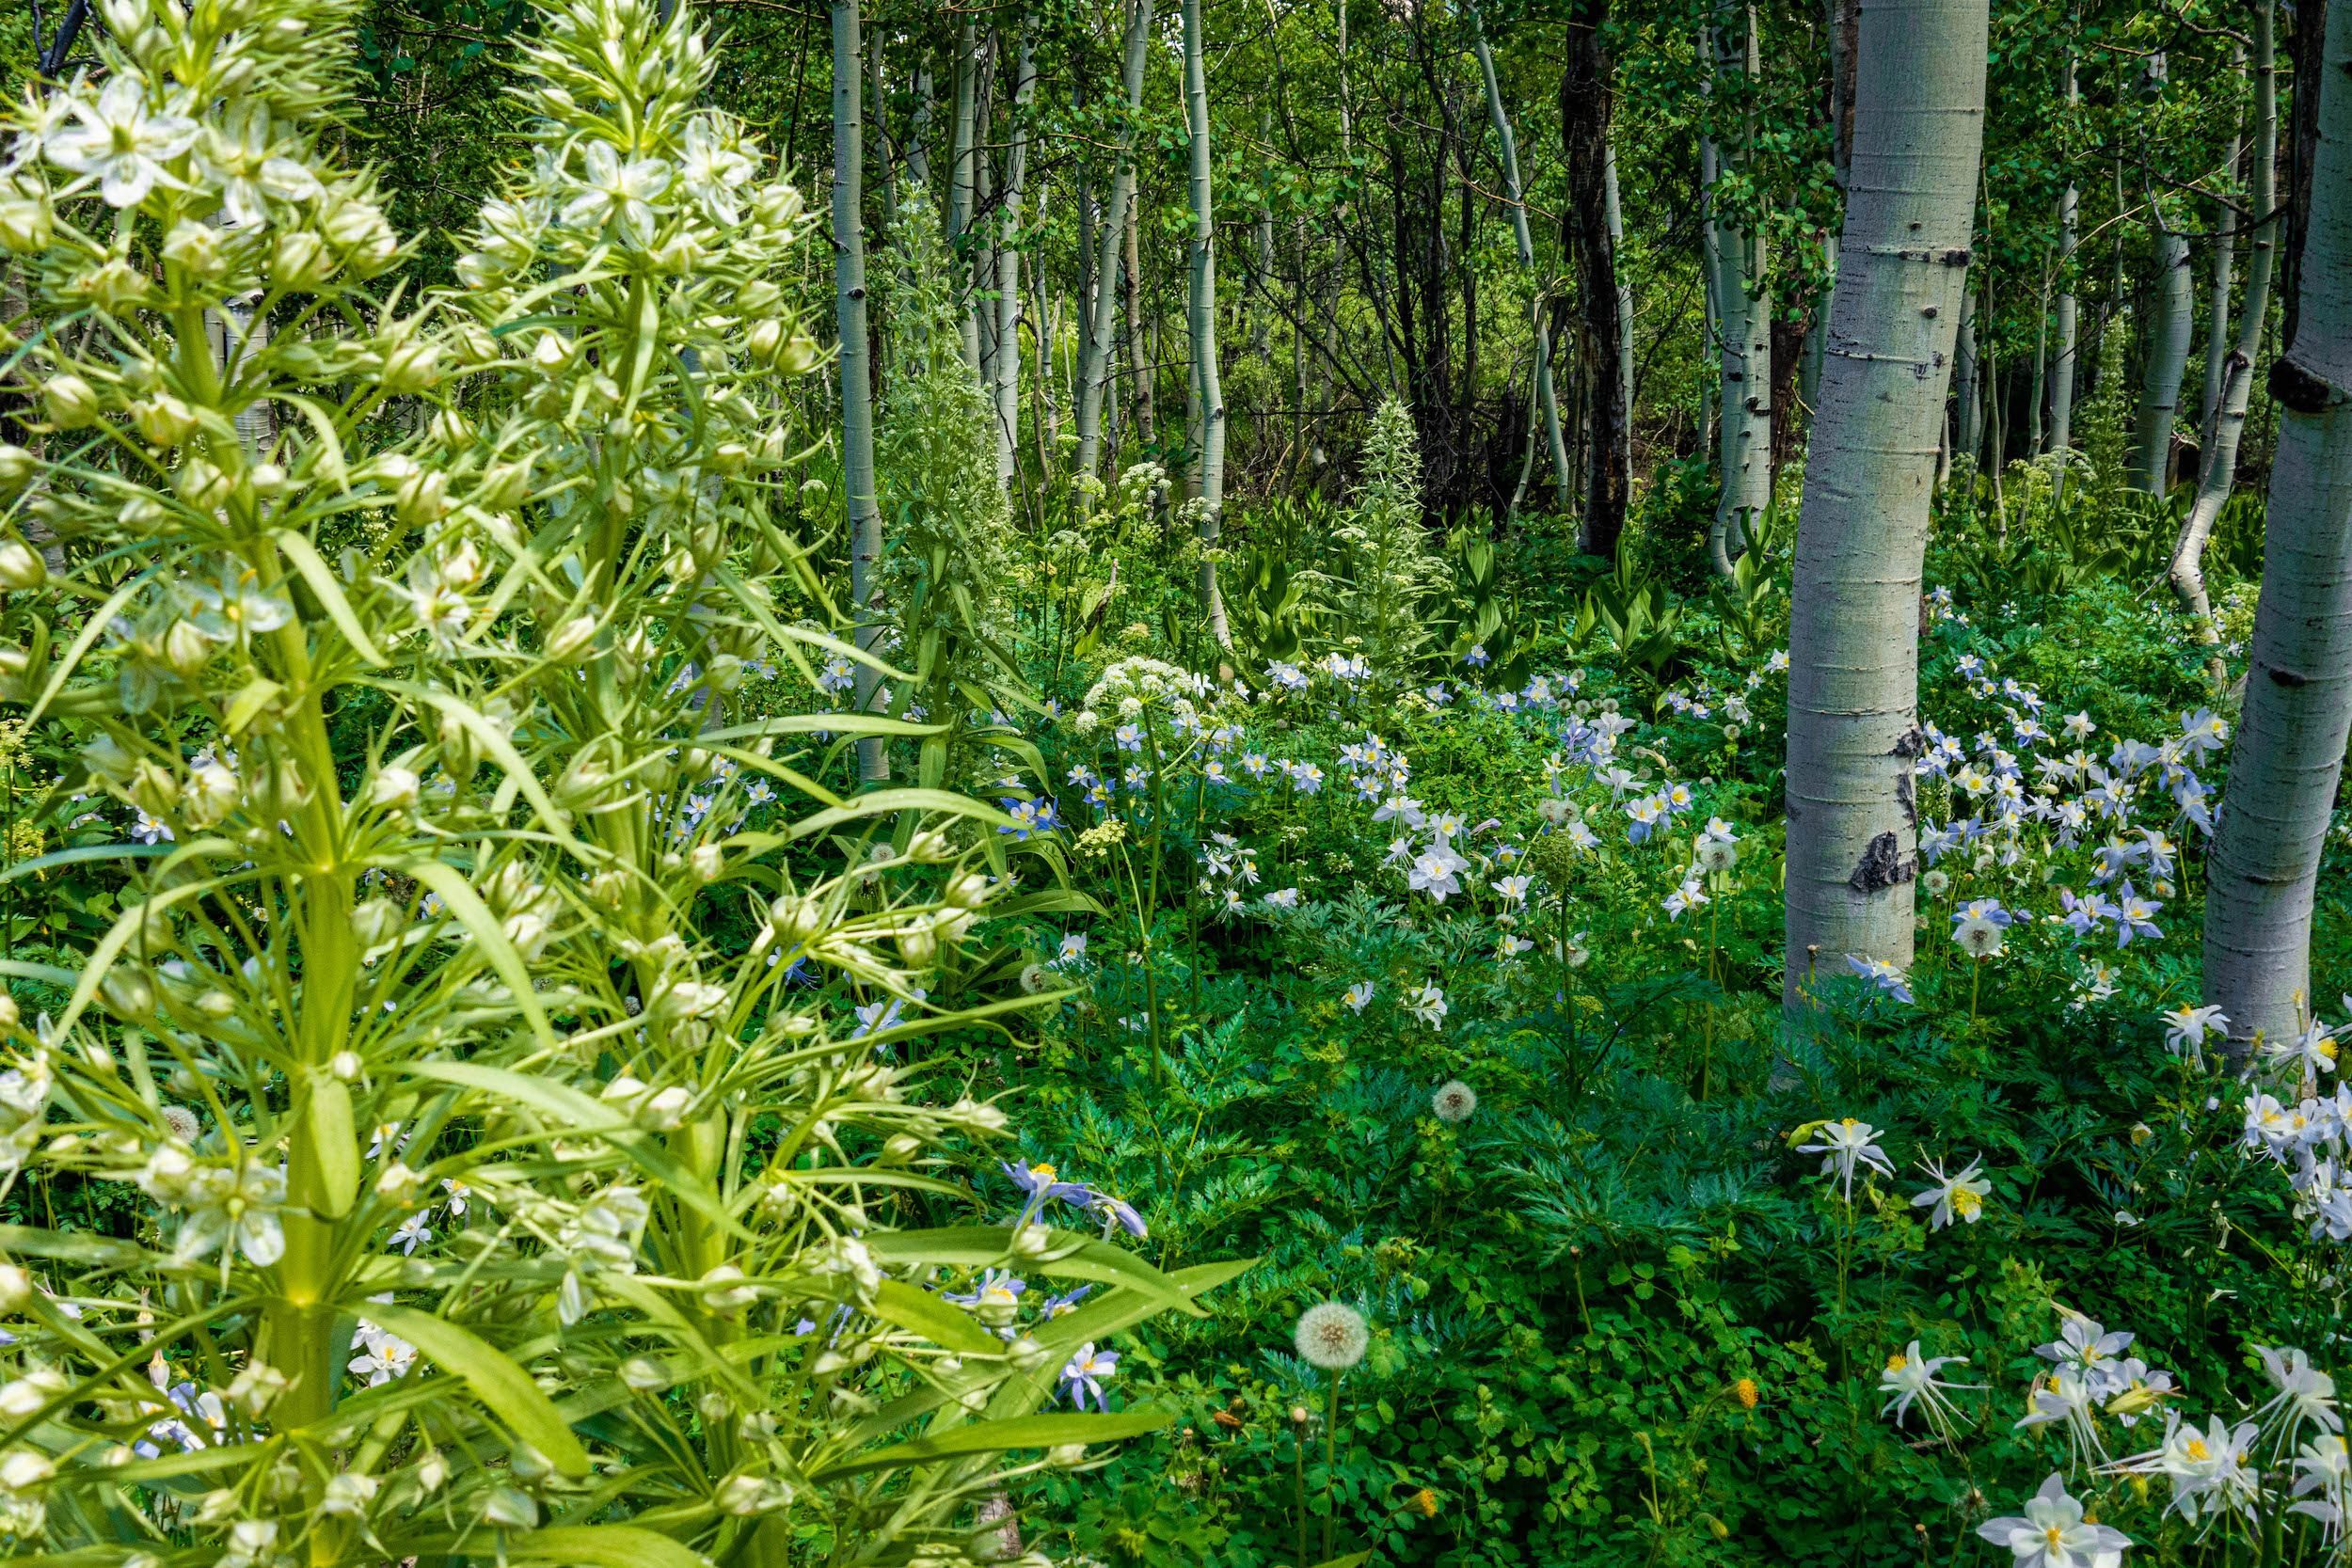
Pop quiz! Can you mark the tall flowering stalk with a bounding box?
[0,0,1226,1560]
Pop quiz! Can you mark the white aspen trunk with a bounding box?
[947,21,981,377]
[2201,45,2246,433]
[1605,140,1635,470]
[1708,4,1771,579]
[993,27,1035,489]
[1252,107,1274,357]
[1074,0,1152,489]
[1953,288,1980,466]
[1470,0,1572,515]
[1782,0,1986,1009]
[1181,0,1229,644]
[907,69,933,186]
[2169,0,2277,649]
[833,0,887,783]
[2203,0,2352,1054]
[2131,190,2194,495]
[2046,50,2079,491]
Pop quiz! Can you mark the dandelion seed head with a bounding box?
[1294,1301,1369,1370]
[160,1105,199,1144]
[1431,1080,1477,1124]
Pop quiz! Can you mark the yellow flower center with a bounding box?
[1886,1354,1908,1371]
[1031,1164,1057,1185]
[2323,1040,2341,1062]
[2186,1439,2209,1461]
[1839,1117,1857,1130]
[1952,1190,1982,1217]
[2045,1528,2064,1548]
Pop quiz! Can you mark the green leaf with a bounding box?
[398,861,557,1053]
[358,1302,590,1477]
[870,1278,1005,1356]
[0,843,174,885]
[861,1229,1213,1319]
[810,1410,1172,1481]
[508,1527,709,1568]
[306,1074,359,1219]
[271,529,387,665]
[404,1061,745,1241]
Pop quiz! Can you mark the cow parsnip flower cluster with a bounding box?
[0,1,1225,1563]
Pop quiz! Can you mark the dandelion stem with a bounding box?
[1322,1371,1343,1560]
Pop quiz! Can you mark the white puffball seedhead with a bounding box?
[1294,1301,1370,1371]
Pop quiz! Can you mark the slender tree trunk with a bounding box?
[1074,0,1153,488]
[2169,0,2278,650]
[1563,0,1629,557]
[2026,264,2048,452]
[833,0,886,783]
[1708,2,1772,578]
[2131,190,2194,494]
[2046,50,2079,492]
[1606,143,1635,461]
[2204,0,2352,1054]
[2202,43,2247,435]
[1471,0,1571,518]
[907,69,933,186]
[1181,0,1229,643]
[1953,288,1980,468]
[993,26,1035,489]
[947,22,981,376]
[1804,0,1855,416]
[1783,0,1986,1009]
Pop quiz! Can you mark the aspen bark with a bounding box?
[1181,0,1229,643]
[1783,0,1986,1009]
[2131,191,2194,495]
[1563,0,1629,557]
[2202,45,2246,433]
[1708,3,1772,578]
[947,21,981,377]
[2204,0,2352,1054]
[1953,288,1980,469]
[2169,0,2277,647]
[832,0,886,782]
[2045,50,2079,490]
[1073,0,1153,488]
[993,26,1036,489]
[1470,0,1571,515]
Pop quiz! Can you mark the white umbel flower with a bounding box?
[1294,1302,1369,1371]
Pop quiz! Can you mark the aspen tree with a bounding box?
[2169,0,2278,650]
[2202,0,2352,1054]
[1182,0,1230,641]
[1074,0,1153,489]
[2131,191,2195,495]
[833,0,886,782]
[1783,0,1987,1007]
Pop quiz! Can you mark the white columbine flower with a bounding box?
[1877,1340,1979,1440]
[1796,1117,1894,1201]
[1911,1156,1993,1229]
[1976,1473,2132,1568]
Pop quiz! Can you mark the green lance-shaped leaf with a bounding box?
[360,1302,591,1477]
[860,1227,1212,1318]
[508,1526,712,1568]
[810,1409,1173,1481]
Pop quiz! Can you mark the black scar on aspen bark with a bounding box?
[1849,832,1915,894]
[2268,353,2348,415]
[1896,769,1916,827]
[1888,726,1929,759]
[2269,666,2312,688]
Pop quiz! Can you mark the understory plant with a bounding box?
[0,1,1224,1564]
